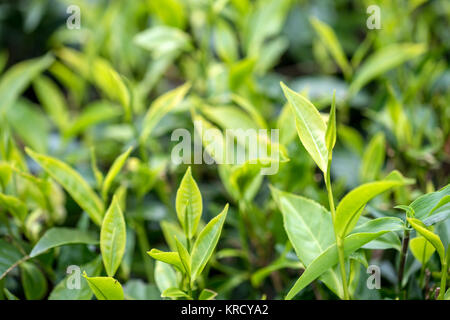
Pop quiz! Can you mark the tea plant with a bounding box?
[0,0,448,301]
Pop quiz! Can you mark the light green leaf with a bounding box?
[286,218,403,300]
[147,249,184,272]
[325,90,337,156]
[335,171,408,237]
[26,148,104,226]
[101,197,126,277]
[30,227,98,258]
[175,236,191,276]
[410,236,436,265]
[92,58,131,120]
[83,273,124,300]
[154,261,177,294]
[310,17,351,78]
[190,204,228,281]
[20,262,47,300]
[407,218,445,262]
[102,147,133,200]
[280,82,328,173]
[271,187,344,298]
[134,26,192,59]
[410,184,450,219]
[360,133,386,183]
[7,98,50,153]
[349,43,425,96]
[161,287,192,299]
[199,289,218,300]
[0,54,54,114]
[140,82,190,144]
[65,100,122,138]
[0,192,27,223]
[215,19,238,63]
[161,220,186,252]
[33,75,69,132]
[176,167,203,239]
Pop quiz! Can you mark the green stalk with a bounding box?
[325,161,350,300]
[438,261,447,300]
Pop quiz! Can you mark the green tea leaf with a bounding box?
[134,26,192,59]
[83,273,124,300]
[92,58,131,120]
[154,261,177,294]
[147,249,184,272]
[175,236,191,276]
[190,204,228,281]
[349,43,425,96]
[310,17,351,78]
[286,218,403,299]
[26,148,104,226]
[140,82,190,144]
[0,192,27,223]
[410,236,436,265]
[280,82,328,173]
[7,98,50,153]
[0,239,23,278]
[335,172,407,237]
[271,187,344,297]
[360,133,386,183]
[409,184,450,219]
[0,54,54,114]
[33,75,69,132]
[407,218,445,262]
[101,197,126,277]
[65,100,122,138]
[215,19,238,63]
[30,227,98,258]
[102,147,133,200]
[20,262,47,300]
[199,289,218,300]
[161,287,191,299]
[176,167,203,239]
[325,90,337,156]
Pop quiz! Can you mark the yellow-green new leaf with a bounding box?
[83,273,124,300]
[191,204,228,281]
[360,133,386,183]
[410,236,436,265]
[147,249,184,272]
[101,197,126,277]
[325,90,337,157]
[175,236,191,276]
[102,147,133,200]
[407,218,445,262]
[310,17,351,78]
[349,43,425,97]
[0,54,54,114]
[140,82,190,144]
[26,148,104,226]
[0,192,27,223]
[280,82,328,173]
[335,171,408,237]
[176,167,203,238]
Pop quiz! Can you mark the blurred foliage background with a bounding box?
[0,0,449,300]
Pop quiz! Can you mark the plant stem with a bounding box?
[325,163,350,300]
[397,228,410,296]
[438,261,447,300]
[238,201,252,271]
